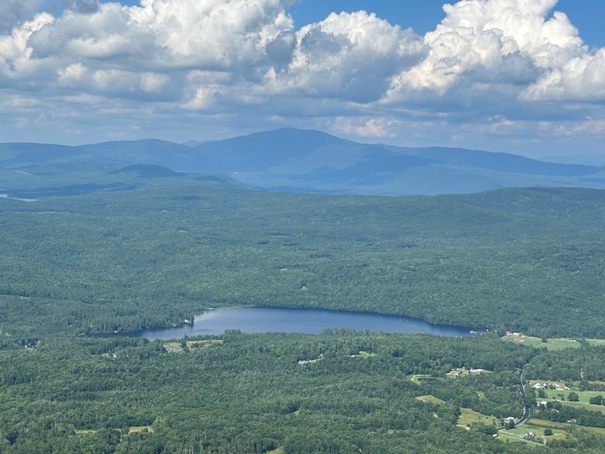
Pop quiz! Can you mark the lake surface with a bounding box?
[139,307,474,340]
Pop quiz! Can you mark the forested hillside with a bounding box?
[3,170,605,452]
[2,128,604,195]
[1,173,604,338]
[2,330,605,453]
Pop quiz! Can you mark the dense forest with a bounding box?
[1,331,605,453]
[1,172,605,338]
[2,170,605,452]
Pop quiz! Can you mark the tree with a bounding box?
[544,428,553,436]
[568,392,579,402]
[506,419,516,430]
[538,389,547,399]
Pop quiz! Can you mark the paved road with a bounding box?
[516,370,531,425]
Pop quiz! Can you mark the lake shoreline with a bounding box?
[135,306,480,340]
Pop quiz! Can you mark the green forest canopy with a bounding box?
[2,171,605,452]
[1,173,604,338]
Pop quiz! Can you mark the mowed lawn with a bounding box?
[502,334,605,350]
[539,388,605,413]
[528,418,605,437]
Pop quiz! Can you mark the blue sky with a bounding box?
[85,0,605,46]
[2,0,605,161]
[291,1,605,47]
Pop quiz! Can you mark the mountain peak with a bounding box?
[1,130,604,196]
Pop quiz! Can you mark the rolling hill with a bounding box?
[1,128,604,195]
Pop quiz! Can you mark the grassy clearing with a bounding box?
[77,426,154,435]
[164,339,224,352]
[187,339,224,348]
[266,448,285,454]
[502,334,605,350]
[351,351,378,358]
[502,334,581,350]
[409,374,438,384]
[513,422,566,442]
[129,426,154,433]
[552,400,605,414]
[416,395,445,405]
[539,389,605,413]
[446,367,491,378]
[457,407,498,428]
[528,418,605,437]
[587,339,605,347]
[497,430,545,447]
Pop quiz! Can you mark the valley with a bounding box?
[1,135,605,452]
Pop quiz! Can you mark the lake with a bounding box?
[139,307,475,339]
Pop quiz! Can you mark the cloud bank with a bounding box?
[1,0,605,156]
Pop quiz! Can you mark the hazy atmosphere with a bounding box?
[4,2,605,452]
[2,0,605,161]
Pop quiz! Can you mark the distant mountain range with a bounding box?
[1,128,604,195]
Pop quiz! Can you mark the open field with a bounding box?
[353,350,378,358]
[163,339,224,352]
[266,448,285,454]
[498,428,546,446]
[587,339,605,347]
[503,335,579,350]
[506,422,565,441]
[503,334,605,350]
[409,374,439,384]
[457,407,498,428]
[541,399,605,415]
[128,426,154,434]
[528,418,605,437]
[416,395,446,405]
[538,388,605,413]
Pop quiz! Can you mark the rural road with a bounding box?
[516,370,531,425]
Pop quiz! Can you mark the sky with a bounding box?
[2,0,605,161]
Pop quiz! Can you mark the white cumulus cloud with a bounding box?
[0,0,45,33]
[265,11,423,103]
[1,0,605,155]
[385,0,605,110]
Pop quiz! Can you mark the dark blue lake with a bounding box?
[139,307,475,340]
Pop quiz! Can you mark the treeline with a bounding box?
[535,401,605,428]
[524,345,605,382]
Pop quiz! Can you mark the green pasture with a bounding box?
[457,407,498,428]
[528,418,605,437]
[503,334,605,351]
[416,395,446,405]
[540,388,605,410]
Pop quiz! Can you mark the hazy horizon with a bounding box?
[2,0,605,161]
